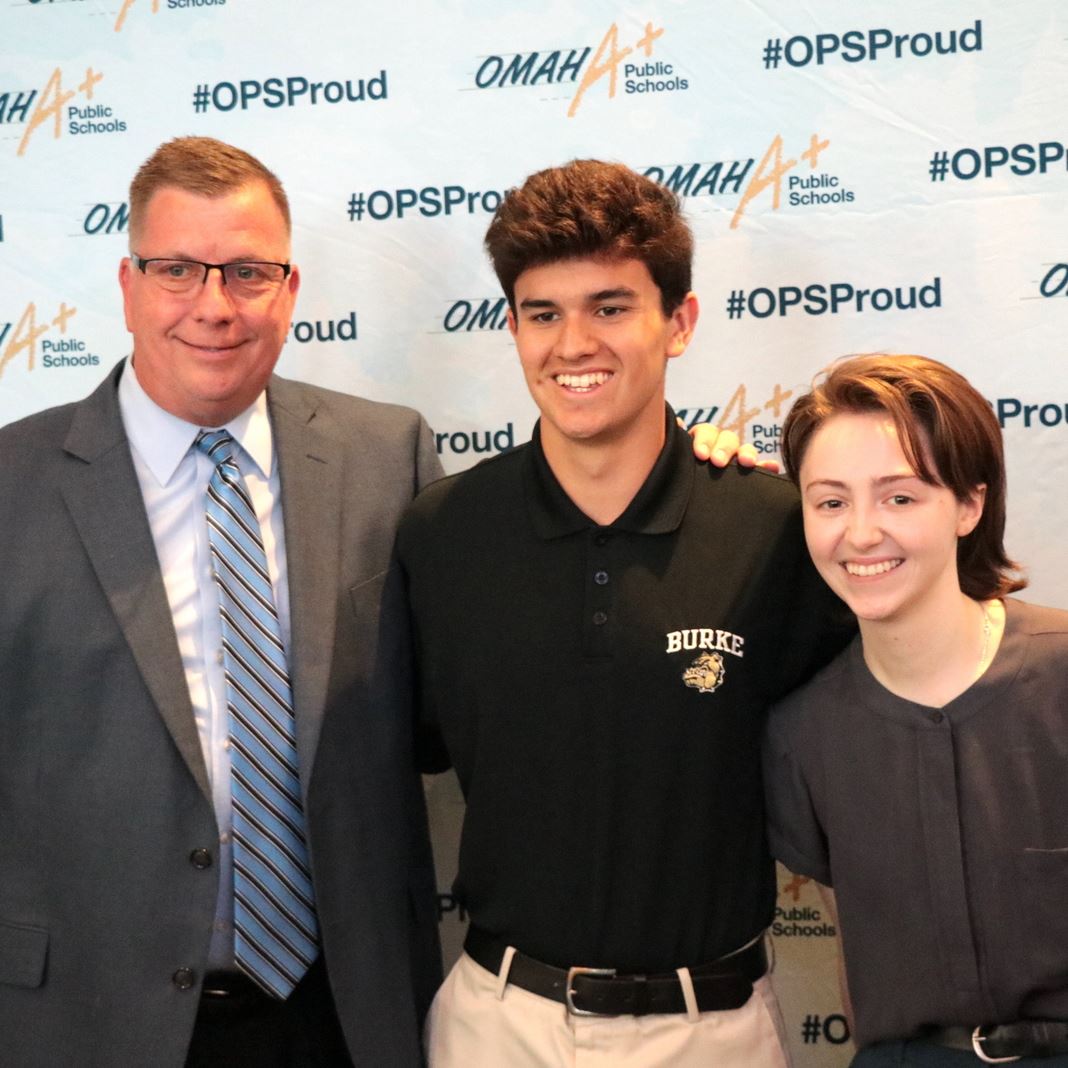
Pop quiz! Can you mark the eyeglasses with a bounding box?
[131,254,291,299]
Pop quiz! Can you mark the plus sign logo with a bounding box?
[16,67,105,156]
[780,873,811,902]
[0,301,101,379]
[729,132,858,227]
[676,380,796,456]
[471,18,691,114]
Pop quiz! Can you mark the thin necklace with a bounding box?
[978,601,993,670]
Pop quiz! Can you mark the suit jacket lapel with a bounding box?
[60,363,211,800]
[269,377,342,796]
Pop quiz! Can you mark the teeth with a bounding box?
[555,372,611,391]
[845,559,902,577]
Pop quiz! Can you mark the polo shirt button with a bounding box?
[592,610,608,626]
[172,968,196,990]
[929,710,944,724]
[189,848,213,869]
[594,532,611,546]
[594,570,609,585]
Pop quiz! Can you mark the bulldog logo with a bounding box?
[682,651,725,694]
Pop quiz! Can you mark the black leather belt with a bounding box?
[463,926,767,1017]
[924,1022,1068,1063]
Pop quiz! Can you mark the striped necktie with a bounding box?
[195,429,319,1000]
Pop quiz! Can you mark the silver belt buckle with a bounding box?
[972,1026,1022,1064]
[565,966,616,1016]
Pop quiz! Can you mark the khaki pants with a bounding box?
[426,950,792,1068]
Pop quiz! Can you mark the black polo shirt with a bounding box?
[764,598,1068,1047]
[398,409,851,973]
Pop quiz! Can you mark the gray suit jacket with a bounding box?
[0,362,443,1066]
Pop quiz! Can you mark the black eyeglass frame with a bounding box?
[131,254,292,286]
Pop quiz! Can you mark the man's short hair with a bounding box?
[484,160,693,315]
[781,353,1027,601]
[128,136,290,245]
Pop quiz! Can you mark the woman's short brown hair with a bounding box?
[782,353,1026,600]
[484,159,693,316]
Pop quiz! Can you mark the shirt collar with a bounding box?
[522,404,694,539]
[117,358,274,485]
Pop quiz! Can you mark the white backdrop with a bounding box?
[4,2,1067,1063]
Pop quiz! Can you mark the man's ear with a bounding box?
[666,292,699,359]
[119,257,135,333]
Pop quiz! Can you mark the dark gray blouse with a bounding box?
[764,598,1068,1047]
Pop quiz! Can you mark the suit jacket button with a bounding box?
[190,848,213,869]
[173,968,196,990]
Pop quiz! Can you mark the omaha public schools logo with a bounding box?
[682,652,726,693]
[666,628,744,695]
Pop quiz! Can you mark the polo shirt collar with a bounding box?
[523,404,694,539]
[118,357,274,486]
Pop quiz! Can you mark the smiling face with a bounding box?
[508,256,697,456]
[800,411,984,626]
[119,181,299,427]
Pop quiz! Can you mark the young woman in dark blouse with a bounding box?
[764,353,1068,1066]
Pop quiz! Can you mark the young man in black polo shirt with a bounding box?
[398,160,850,1067]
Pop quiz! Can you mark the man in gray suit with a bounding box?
[0,137,442,1067]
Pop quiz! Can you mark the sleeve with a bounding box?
[396,490,453,776]
[413,414,445,494]
[762,700,834,885]
[412,649,452,775]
